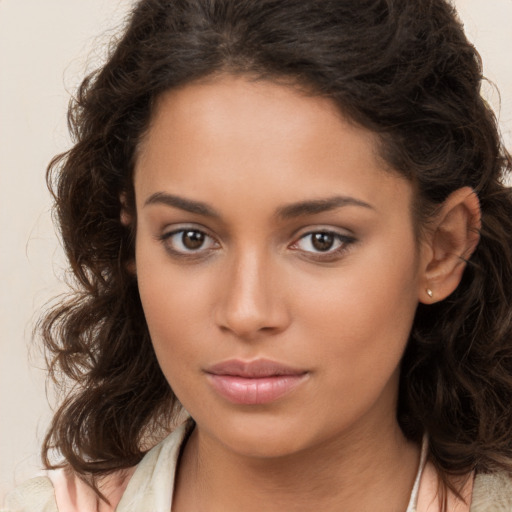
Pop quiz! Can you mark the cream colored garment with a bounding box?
[415,459,473,512]
[3,423,511,512]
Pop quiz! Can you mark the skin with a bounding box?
[132,75,478,511]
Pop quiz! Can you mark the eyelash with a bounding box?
[158,227,356,262]
[289,231,356,261]
[158,228,219,259]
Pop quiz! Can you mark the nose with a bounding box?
[214,249,291,340]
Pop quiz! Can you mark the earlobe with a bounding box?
[419,187,481,304]
[121,209,132,226]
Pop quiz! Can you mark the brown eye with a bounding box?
[311,232,335,252]
[160,228,218,256]
[182,230,205,250]
[291,230,356,260]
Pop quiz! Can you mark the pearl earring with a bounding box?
[426,289,433,298]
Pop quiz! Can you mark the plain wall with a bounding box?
[1,0,511,501]
[0,0,136,500]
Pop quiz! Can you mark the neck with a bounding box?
[173,417,420,512]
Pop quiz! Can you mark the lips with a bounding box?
[204,359,308,405]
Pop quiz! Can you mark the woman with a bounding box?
[5,0,512,510]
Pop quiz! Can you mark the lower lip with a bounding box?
[206,374,307,405]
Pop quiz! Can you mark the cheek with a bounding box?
[135,240,213,370]
[139,277,208,346]
[137,276,210,400]
[296,235,420,389]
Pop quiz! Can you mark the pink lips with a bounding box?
[205,359,308,405]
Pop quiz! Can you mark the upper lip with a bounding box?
[205,359,307,378]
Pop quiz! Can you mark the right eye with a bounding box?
[159,228,219,256]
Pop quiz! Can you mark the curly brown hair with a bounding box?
[42,0,512,496]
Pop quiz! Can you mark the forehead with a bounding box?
[134,75,412,218]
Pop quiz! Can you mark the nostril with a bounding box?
[213,256,291,338]
[215,300,290,339]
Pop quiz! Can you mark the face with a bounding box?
[134,76,424,459]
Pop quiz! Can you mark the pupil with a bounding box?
[312,233,334,251]
[183,231,205,250]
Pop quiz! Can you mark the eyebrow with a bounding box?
[276,196,374,219]
[144,192,220,218]
[143,192,373,219]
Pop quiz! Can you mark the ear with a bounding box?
[120,193,137,275]
[120,192,133,227]
[419,187,481,304]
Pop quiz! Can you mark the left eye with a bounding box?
[292,231,353,254]
[161,229,218,254]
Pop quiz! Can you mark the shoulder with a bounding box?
[1,421,192,512]
[2,476,57,512]
[115,421,192,511]
[471,472,512,511]
[2,465,137,512]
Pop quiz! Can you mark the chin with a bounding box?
[195,411,325,460]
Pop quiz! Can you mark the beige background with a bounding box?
[1,0,511,501]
